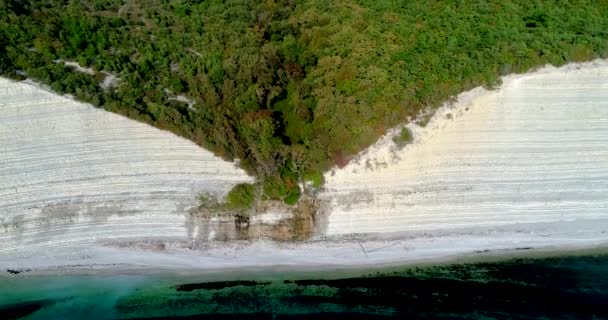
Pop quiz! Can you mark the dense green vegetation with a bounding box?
[392,127,413,148]
[226,183,256,209]
[2,0,608,205]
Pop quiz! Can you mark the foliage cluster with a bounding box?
[226,183,256,209]
[2,0,608,204]
[393,127,413,148]
[303,171,324,189]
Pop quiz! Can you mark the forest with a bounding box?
[2,0,608,206]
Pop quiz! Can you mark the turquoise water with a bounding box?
[2,253,608,319]
[0,275,150,319]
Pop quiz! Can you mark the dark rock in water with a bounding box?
[0,299,53,320]
[135,255,608,319]
[122,314,274,320]
[474,249,491,254]
[175,280,270,291]
[6,269,31,275]
[123,313,400,319]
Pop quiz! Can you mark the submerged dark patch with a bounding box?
[126,255,608,319]
[123,313,399,320]
[5,269,30,275]
[175,280,270,292]
[2,254,608,319]
[0,299,53,320]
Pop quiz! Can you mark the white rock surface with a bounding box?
[0,78,252,256]
[320,60,608,240]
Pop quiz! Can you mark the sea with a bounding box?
[1,253,607,320]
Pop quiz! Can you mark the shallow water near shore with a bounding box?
[2,253,608,319]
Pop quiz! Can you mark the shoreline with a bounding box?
[3,241,608,280]
[3,233,608,278]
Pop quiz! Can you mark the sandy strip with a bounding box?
[2,60,608,272]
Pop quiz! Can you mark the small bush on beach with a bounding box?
[303,171,324,189]
[284,188,301,206]
[226,183,256,209]
[393,127,414,148]
[197,192,220,209]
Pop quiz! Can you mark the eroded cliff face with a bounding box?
[156,59,608,245]
[318,60,608,237]
[2,60,608,271]
[186,195,328,243]
[0,77,330,253]
[0,78,252,254]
